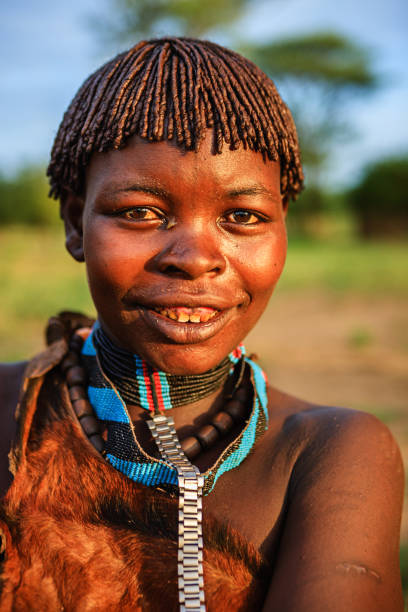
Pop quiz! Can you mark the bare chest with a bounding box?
[202,433,293,561]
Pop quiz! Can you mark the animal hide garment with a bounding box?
[0,314,269,611]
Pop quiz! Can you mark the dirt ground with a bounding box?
[246,289,408,539]
[2,278,407,541]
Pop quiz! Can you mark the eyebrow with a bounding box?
[115,183,172,200]
[104,182,280,202]
[226,185,281,201]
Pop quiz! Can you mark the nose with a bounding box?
[153,226,226,280]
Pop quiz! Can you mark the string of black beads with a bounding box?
[179,386,250,460]
[62,331,250,462]
[61,332,106,455]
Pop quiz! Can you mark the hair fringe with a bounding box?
[47,37,304,201]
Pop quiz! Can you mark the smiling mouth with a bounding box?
[151,306,219,323]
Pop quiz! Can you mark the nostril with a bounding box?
[155,240,226,279]
[165,264,182,274]
[162,264,188,278]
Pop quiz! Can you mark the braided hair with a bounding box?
[48,37,304,202]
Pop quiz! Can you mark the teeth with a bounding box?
[152,306,218,323]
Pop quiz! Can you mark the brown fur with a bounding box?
[0,318,269,611]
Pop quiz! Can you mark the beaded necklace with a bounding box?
[73,323,269,611]
[92,325,236,409]
[80,323,269,496]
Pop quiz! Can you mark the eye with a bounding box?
[122,207,163,222]
[222,210,265,225]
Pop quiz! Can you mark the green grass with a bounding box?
[1,226,408,362]
[0,227,94,361]
[280,237,408,294]
[360,406,404,426]
[347,327,374,349]
[400,545,408,600]
[1,225,407,595]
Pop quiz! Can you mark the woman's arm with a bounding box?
[263,409,404,612]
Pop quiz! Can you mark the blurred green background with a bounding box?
[1,0,407,599]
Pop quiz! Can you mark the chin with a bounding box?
[135,342,234,375]
[99,311,249,374]
[91,304,269,375]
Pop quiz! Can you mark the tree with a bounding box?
[245,32,377,234]
[93,0,378,236]
[95,0,253,43]
[245,32,377,184]
[0,166,59,226]
[349,156,408,239]
[94,3,377,179]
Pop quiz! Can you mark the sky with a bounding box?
[1,0,407,188]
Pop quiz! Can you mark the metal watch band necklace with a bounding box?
[62,324,269,612]
[63,338,250,461]
[68,324,269,493]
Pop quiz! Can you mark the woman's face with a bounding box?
[76,133,287,374]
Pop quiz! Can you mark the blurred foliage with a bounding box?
[0,166,59,226]
[349,156,408,239]
[0,2,392,240]
[93,0,378,234]
[400,544,408,599]
[1,225,408,360]
[248,32,376,87]
[95,0,252,42]
[287,186,325,237]
[246,32,377,184]
[349,155,408,239]
[286,188,353,239]
[347,327,374,349]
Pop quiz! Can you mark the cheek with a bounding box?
[240,229,287,302]
[83,220,149,300]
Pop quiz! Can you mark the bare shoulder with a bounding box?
[263,387,404,611]
[294,402,402,485]
[0,361,27,497]
[267,385,402,477]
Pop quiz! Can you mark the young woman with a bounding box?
[0,38,403,611]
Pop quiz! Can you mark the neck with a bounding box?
[89,323,249,470]
[79,324,269,490]
[93,323,244,414]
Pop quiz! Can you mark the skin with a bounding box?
[0,133,404,610]
[74,134,288,375]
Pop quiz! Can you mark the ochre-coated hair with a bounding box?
[47,37,304,202]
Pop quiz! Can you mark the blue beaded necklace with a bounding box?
[81,324,269,495]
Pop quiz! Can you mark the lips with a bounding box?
[120,290,249,346]
[118,300,239,345]
[152,306,218,323]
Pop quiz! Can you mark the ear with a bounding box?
[60,191,85,262]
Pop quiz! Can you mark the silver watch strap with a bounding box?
[147,414,206,612]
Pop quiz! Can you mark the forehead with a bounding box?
[85,132,282,202]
